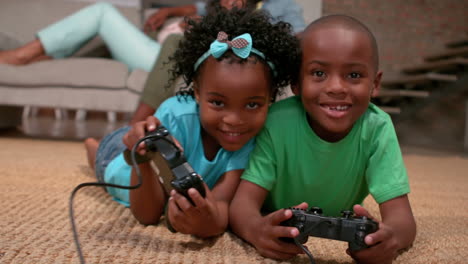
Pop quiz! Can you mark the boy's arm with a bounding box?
[167,169,242,238]
[349,194,416,264]
[229,180,306,260]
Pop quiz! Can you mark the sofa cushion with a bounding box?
[0,58,128,89]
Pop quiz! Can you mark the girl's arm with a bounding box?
[349,195,416,264]
[167,169,243,238]
[124,116,168,225]
[129,163,167,225]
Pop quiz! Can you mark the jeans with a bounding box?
[95,125,131,183]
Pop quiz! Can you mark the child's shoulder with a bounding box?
[358,103,396,137]
[264,96,305,129]
[362,103,393,125]
[269,95,303,117]
[159,96,197,115]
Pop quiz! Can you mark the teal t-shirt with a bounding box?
[241,96,410,216]
[105,96,255,206]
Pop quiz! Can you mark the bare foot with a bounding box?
[0,49,28,65]
[84,138,100,170]
[0,39,48,65]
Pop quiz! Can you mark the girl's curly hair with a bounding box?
[169,6,300,101]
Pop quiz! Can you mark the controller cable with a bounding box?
[290,219,331,264]
[69,134,178,264]
[294,238,316,264]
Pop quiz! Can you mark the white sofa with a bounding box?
[0,58,148,120]
[0,0,148,124]
[0,0,321,127]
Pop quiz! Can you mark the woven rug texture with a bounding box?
[0,137,467,264]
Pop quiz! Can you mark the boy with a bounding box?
[229,15,416,264]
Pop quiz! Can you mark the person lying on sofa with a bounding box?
[0,0,305,72]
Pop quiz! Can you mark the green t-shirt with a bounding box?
[242,96,410,216]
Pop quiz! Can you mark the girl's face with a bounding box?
[195,57,271,157]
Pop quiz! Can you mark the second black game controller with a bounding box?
[281,207,379,251]
[144,126,206,202]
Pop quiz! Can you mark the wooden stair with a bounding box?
[424,46,468,62]
[377,89,430,98]
[446,38,468,48]
[401,57,468,74]
[375,37,468,116]
[381,72,458,87]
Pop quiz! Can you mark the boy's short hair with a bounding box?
[304,14,379,72]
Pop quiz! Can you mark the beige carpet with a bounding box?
[1,137,467,264]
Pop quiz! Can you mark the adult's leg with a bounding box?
[37,2,160,71]
[130,34,183,124]
[0,40,51,65]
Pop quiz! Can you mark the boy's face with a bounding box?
[195,57,271,154]
[295,26,382,142]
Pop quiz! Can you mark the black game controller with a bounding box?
[281,207,379,251]
[144,126,206,202]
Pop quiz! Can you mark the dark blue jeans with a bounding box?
[94,126,131,182]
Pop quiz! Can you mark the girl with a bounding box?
[87,7,299,238]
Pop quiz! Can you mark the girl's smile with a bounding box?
[195,56,271,158]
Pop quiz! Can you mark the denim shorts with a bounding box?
[95,126,131,183]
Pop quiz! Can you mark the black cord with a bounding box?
[291,220,331,264]
[294,238,316,264]
[69,134,178,264]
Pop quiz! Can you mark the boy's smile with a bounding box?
[296,26,382,142]
[195,57,271,159]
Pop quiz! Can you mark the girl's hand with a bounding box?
[347,204,399,264]
[122,116,161,155]
[167,183,222,237]
[248,202,309,260]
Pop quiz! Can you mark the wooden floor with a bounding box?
[1,115,466,157]
[1,116,127,141]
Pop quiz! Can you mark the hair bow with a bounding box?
[210,31,253,59]
[193,31,276,75]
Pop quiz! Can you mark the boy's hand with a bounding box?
[167,183,221,237]
[248,202,309,260]
[122,116,161,155]
[347,204,399,264]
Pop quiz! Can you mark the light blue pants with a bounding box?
[37,2,161,71]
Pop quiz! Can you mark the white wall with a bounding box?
[295,0,322,25]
